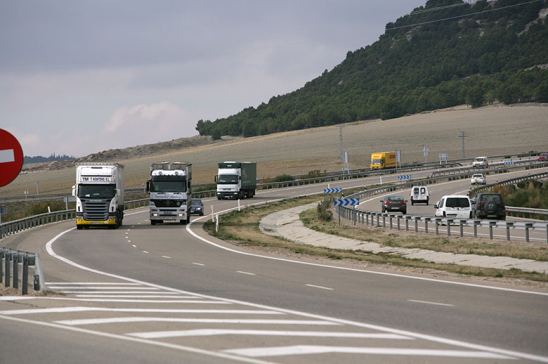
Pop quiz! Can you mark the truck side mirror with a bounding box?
[145,180,150,192]
[71,185,76,197]
[214,176,218,183]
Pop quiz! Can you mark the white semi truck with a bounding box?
[215,161,256,200]
[73,163,124,229]
[146,162,192,225]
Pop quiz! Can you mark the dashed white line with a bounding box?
[192,262,205,266]
[305,284,333,291]
[408,300,455,307]
[237,271,256,276]
[161,256,172,259]
[142,251,149,254]
[132,244,137,248]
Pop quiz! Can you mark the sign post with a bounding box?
[0,129,24,187]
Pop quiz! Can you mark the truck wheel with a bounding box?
[76,225,83,230]
[151,220,157,225]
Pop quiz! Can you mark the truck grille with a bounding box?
[82,200,109,221]
[152,199,183,208]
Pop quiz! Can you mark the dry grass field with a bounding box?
[2,104,547,197]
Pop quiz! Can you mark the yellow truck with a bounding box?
[370,151,397,169]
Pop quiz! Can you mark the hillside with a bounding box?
[196,0,548,138]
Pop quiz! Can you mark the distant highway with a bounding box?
[1,167,547,363]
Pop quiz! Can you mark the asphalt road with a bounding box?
[1,168,547,363]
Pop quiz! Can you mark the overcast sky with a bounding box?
[0,0,425,157]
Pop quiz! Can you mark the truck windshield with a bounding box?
[371,159,383,165]
[151,176,187,192]
[218,175,239,184]
[78,184,116,199]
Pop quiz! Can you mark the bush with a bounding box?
[317,200,333,221]
[271,174,295,183]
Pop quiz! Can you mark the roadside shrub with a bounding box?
[271,174,295,183]
[317,199,333,221]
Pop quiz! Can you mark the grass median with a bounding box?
[203,196,548,282]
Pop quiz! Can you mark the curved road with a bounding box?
[1,168,547,363]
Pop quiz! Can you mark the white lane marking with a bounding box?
[0,296,35,301]
[0,307,281,315]
[46,299,231,304]
[45,224,548,362]
[56,317,341,326]
[224,346,513,359]
[186,202,548,297]
[0,149,15,163]
[305,284,333,291]
[132,244,137,248]
[162,255,172,259]
[128,240,132,243]
[408,300,455,307]
[237,271,256,276]
[142,250,149,254]
[59,290,183,294]
[129,329,411,340]
[0,315,269,364]
[74,295,198,298]
[192,262,205,266]
[45,282,141,286]
[48,286,159,290]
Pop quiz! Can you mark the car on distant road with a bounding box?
[434,195,472,219]
[410,185,429,205]
[472,156,489,168]
[189,198,204,216]
[538,152,548,161]
[381,195,407,214]
[470,173,486,185]
[472,193,506,220]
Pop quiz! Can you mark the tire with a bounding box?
[411,200,414,206]
[76,225,83,230]
[426,198,429,205]
[402,209,407,215]
[151,220,157,225]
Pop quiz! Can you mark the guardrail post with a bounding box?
[424,218,430,233]
[506,222,514,241]
[382,214,386,228]
[525,223,533,242]
[546,223,548,244]
[489,221,497,240]
[5,252,11,288]
[366,212,369,226]
[414,217,419,233]
[376,213,380,227]
[397,215,401,230]
[405,216,410,231]
[473,220,480,238]
[12,253,19,289]
[459,220,466,237]
[22,254,29,295]
[446,220,453,236]
[389,215,393,229]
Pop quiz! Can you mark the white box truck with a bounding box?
[146,161,192,225]
[216,161,256,200]
[73,163,124,229]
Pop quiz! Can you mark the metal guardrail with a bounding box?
[337,166,548,242]
[0,247,44,295]
[506,206,548,218]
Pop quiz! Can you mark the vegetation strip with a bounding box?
[203,196,548,282]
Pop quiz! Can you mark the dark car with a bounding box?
[472,193,506,220]
[381,195,407,214]
[189,199,204,216]
[538,152,548,161]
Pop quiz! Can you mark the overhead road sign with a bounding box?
[324,187,342,194]
[334,198,359,207]
[0,129,24,187]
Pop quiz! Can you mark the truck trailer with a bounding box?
[73,163,124,229]
[370,151,397,169]
[216,161,256,200]
[146,161,192,225]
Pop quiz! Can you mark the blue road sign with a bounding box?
[323,187,342,194]
[397,175,411,181]
[334,198,359,207]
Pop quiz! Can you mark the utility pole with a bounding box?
[339,125,349,173]
[458,131,466,159]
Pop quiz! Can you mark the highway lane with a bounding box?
[1,169,548,363]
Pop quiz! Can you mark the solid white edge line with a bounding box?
[55,317,341,326]
[185,192,548,297]
[43,227,548,363]
[0,314,271,364]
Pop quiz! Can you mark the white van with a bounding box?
[472,156,489,168]
[410,185,429,205]
[434,195,472,219]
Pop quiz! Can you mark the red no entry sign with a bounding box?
[0,129,24,187]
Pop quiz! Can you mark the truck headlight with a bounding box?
[153,213,159,217]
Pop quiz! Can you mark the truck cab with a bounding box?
[216,161,256,200]
[147,162,192,225]
[370,152,397,169]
